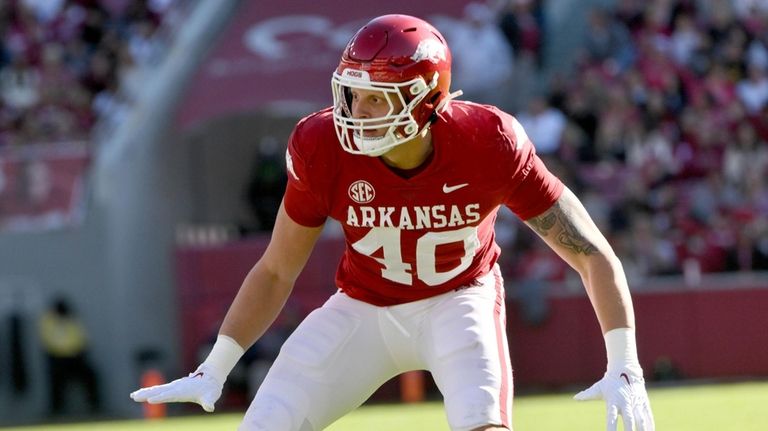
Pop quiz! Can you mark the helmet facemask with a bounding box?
[332,68,438,157]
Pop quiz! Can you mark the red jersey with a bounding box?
[284,101,564,306]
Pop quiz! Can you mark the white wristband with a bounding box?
[199,334,245,383]
[604,327,640,370]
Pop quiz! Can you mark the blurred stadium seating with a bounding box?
[0,0,188,231]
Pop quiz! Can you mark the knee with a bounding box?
[239,394,314,431]
[445,387,504,431]
[239,394,292,431]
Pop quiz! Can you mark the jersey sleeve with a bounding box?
[502,116,564,220]
[282,125,328,227]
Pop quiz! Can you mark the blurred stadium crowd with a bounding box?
[478,0,768,288]
[0,0,179,147]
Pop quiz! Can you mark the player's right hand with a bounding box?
[130,364,223,412]
[574,365,655,431]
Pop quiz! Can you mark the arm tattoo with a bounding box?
[527,201,599,256]
[527,211,556,236]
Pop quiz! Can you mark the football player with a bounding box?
[131,14,655,431]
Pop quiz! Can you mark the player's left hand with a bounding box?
[574,365,655,431]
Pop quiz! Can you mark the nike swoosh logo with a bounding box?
[192,372,204,378]
[620,373,630,385]
[443,183,468,193]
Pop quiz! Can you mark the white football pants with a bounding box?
[239,265,512,431]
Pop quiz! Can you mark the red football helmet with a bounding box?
[331,14,453,156]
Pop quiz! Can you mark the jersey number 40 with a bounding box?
[352,226,480,286]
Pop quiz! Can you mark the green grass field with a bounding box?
[4,381,767,430]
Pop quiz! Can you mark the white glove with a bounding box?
[130,335,244,413]
[574,328,655,431]
[574,365,655,431]
[130,364,223,412]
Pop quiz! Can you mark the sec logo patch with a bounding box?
[348,180,375,204]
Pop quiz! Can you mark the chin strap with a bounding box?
[435,90,463,112]
[423,89,463,133]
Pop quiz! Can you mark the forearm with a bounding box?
[146,204,320,391]
[216,203,322,350]
[130,260,294,409]
[579,252,635,334]
[525,187,636,334]
[219,260,295,350]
